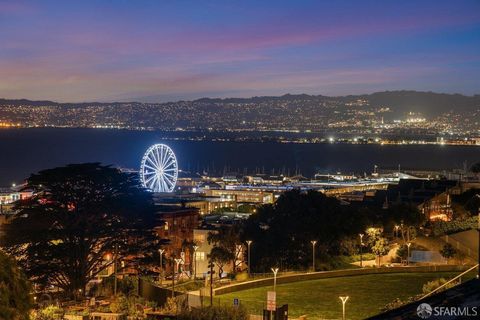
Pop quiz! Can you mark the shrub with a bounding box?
[431,216,478,236]
[177,305,248,320]
[349,253,376,262]
[315,255,360,271]
[234,272,249,282]
[109,294,157,316]
[30,305,64,320]
[0,251,32,320]
[110,294,129,314]
[90,276,138,297]
[439,243,457,261]
[395,244,408,260]
[422,278,457,295]
[381,295,422,312]
[159,297,179,315]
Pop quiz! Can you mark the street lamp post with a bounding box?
[339,296,349,320]
[359,234,364,268]
[192,245,198,280]
[246,240,253,277]
[407,242,412,266]
[401,222,404,243]
[158,249,165,285]
[173,258,182,298]
[271,267,279,291]
[271,268,279,320]
[394,225,400,239]
[311,240,317,272]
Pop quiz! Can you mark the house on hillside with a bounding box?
[376,179,458,221]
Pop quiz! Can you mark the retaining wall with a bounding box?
[214,265,471,295]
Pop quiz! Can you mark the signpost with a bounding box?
[267,291,276,311]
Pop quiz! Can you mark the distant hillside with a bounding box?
[0,98,60,106]
[355,91,480,117]
[1,91,479,119]
[192,91,480,118]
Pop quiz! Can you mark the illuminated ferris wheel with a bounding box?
[140,144,178,193]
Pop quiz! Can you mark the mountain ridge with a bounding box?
[1,90,479,106]
[1,91,479,118]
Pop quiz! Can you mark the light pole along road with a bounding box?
[311,240,317,272]
[246,240,253,277]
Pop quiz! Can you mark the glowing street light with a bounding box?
[394,225,400,238]
[359,233,364,268]
[339,296,349,320]
[407,242,412,266]
[270,267,279,320]
[246,240,253,277]
[271,267,279,292]
[158,249,165,285]
[172,258,182,298]
[311,240,317,272]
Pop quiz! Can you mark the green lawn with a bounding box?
[217,271,475,319]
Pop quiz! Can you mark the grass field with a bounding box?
[217,271,475,319]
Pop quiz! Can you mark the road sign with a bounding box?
[267,291,276,311]
[233,298,239,307]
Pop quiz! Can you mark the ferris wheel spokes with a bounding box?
[140,144,178,193]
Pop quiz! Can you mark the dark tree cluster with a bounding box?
[232,190,427,272]
[452,188,480,217]
[241,190,370,272]
[1,163,160,298]
[207,224,243,277]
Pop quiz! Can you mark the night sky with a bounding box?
[1,0,479,102]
